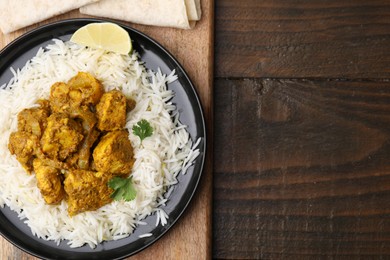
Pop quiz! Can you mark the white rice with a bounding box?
[0,39,200,248]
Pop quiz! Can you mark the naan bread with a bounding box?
[80,0,201,29]
[0,0,100,34]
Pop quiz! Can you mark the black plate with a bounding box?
[0,19,206,260]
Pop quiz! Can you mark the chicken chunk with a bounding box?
[40,113,84,161]
[93,130,134,175]
[50,82,71,114]
[50,72,103,117]
[8,131,39,173]
[17,102,50,138]
[96,90,127,131]
[67,72,104,107]
[64,170,113,216]
[33,159,65,204]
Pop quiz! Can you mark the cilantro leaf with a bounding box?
[108,176,137,201]
[132,119,153,141]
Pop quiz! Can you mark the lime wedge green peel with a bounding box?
[70,22,132,55]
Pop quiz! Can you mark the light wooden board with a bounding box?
[0,1,213,259]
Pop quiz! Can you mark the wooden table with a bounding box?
[1,0,390,259]
[214,0,390,258]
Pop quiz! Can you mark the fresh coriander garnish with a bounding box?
[108,176,137,201]
[132,119,153,141]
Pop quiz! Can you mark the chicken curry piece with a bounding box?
[8,131,39,173]
[93,130,135,175]
[8,100,50,173]
[17,99,50,137]
[64,170,113,216]
[96,90,127,131]
[41,113,84,161]
[8,72,136,216]
[33,158,65,204]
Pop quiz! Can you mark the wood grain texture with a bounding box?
[213,78,390,258]
[0,0,213,259]
[215,0,390,78]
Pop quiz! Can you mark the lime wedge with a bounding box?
[70,22,132,55]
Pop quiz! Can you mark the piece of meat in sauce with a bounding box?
[8,131,39,173]
[33,158,65,204]
[8,101,51,172]
[64,169,113,216]
[17,100,50,137]
[40,113,84,161]
[96,90,127,131]
[49,82,71,114]
[93,130,134,175]
[50,72,104,114]
[67,71,104,107]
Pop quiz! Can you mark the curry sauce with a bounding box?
[8,72,136,216]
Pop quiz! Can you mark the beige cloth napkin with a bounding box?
[80,0,202,29]
[0,0,100,34]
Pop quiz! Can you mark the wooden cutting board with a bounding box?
[0,1,213,259]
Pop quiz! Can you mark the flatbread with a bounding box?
[80,0,201,29]
[185,0,201,21]
[0,0,100,34]
[194,0,202,20]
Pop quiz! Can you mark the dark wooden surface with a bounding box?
[214,0,390,259]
